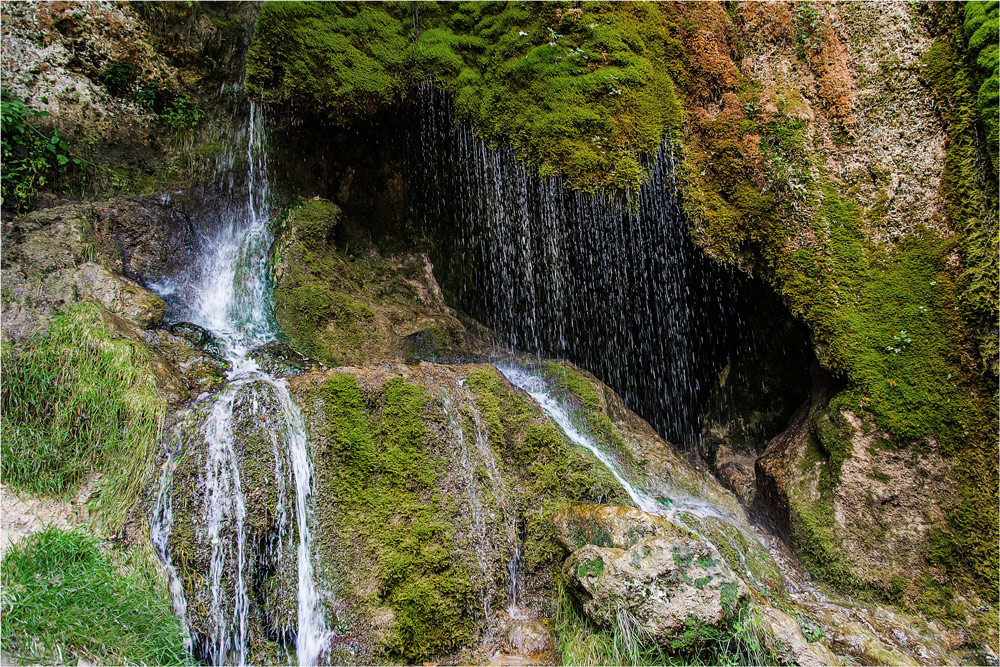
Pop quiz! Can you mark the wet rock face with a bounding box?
[563,536,748,641]
[272,198,481,367]
[755,393,956,597]
[248,341,313,378]
[167,379,301,664]
[1,196,199,339]
[142,325,229,396]
[553,503,689,552]
[90,196,198,282]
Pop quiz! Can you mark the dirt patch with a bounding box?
[0,482,93,560]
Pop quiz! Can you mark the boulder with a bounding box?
[562,536,749,642]
[248,341,313,377]
[757,606,842,667]
[553,502,689,552]
[75,261,165,328]
[716,460,756,507]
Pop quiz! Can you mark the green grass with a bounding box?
[553,582,770,666]
[0,527,190,666]
[0,302,166,533]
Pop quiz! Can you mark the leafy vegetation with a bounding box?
[554,583,771,666]
[247,1,683,190]
[0,528,190,666]
[0,93,85,212]
[160,95,205,131]
[0,302,166,533]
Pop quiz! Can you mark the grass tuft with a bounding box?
[0,527,190,665]
[553,582,770,666]
[0,302,166,533]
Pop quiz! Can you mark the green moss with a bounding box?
[312,373,474,661]
[542,361,638,470]
[247,2,683,191]
[466,366,625,577]
[0,302,166,534]
[924,9,999,376]
[964,1,999,169]
[273,197,465,365]
[810,394,855,493]
[577,557,605,579]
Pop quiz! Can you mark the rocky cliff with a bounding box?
[1,2,997,666]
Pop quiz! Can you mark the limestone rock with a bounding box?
[716,460,756,507]
[562,536,749,642]
[75,261,165,328]
[553,502,689,552]
[758,606,842,667]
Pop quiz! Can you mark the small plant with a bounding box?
[1,527,191,665]
[135,84,158,109]
[796,2,822,51]
[0,92,84,212]
[160,95,204,131]
[98,61,137,96]
[885,329,913,354]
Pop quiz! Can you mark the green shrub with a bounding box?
[0,302,166,533]
[0,93,85,212]
[160,95,204,131]
[0,527,190,665]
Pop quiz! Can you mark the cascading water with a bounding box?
[496,363,772,586]
[439,383,526,627]
[149,104,328,665]
[415,85,755,450]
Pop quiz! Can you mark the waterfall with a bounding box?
[149,103,328,665]
[416,85,751,449]
[497,365,664,516]
[151,450,192,655]
[497,363,775,588]
[439,383,526,627]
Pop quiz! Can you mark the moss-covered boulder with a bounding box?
[553,503,690,552]
[167,379,302,663]
[563,536,749,642]
[287,361,627,663]
[754,396,992,631]
[272,197,474,366]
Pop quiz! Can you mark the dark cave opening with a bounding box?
[263,92,815,458]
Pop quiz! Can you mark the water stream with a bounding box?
[496,363,767,585]
[416,85,754,450]
[149,104,328,665]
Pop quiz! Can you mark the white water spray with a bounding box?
[150,103,328,665]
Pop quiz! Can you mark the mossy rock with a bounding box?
[272,197,471,366]
[246,2,683,191]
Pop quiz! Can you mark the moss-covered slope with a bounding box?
[272,197,474,365]
[252,1,998,612]
[247,1,682,191]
